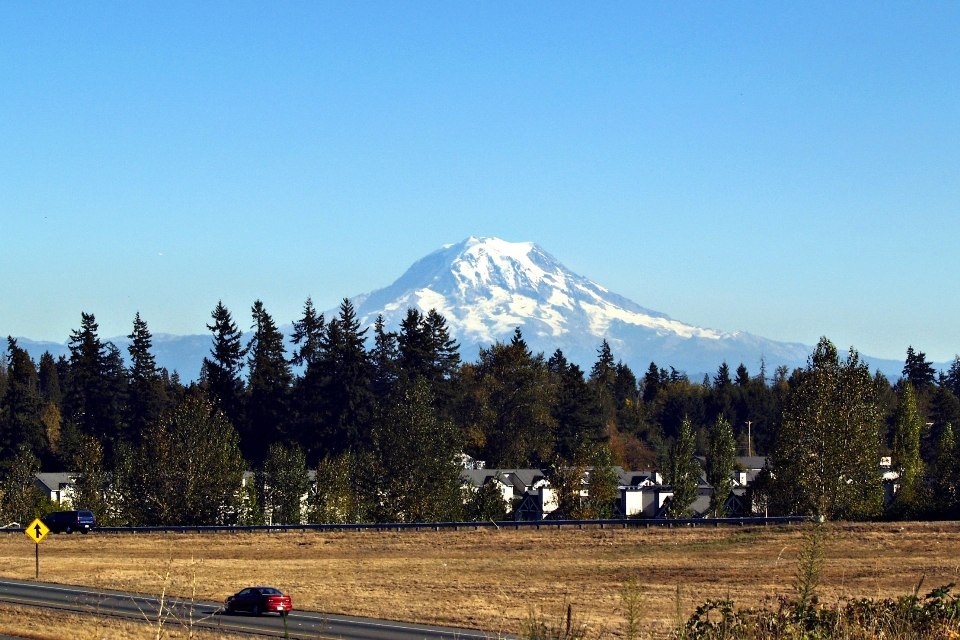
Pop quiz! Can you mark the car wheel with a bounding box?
[65,526,72,534]
[252,604,262,617]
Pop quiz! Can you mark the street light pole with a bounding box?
[745,421,752,457]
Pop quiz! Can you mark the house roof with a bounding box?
[34,472,74,492]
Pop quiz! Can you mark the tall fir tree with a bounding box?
[903,346,936,390]
[64,313,126,460]
[306,299,373,457]
[548,350,603,461]
[126,313,166,443]
[370,315,400,400]
[0,338,48,464]
[244,300,293,463]
[290,297,325,369]
[201,301,246,429]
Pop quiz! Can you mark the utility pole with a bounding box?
[745,421,753,457]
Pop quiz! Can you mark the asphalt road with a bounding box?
[0,578,500,640]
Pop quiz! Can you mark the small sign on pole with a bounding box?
[25,518,49,580]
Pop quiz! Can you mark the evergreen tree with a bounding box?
[707,415,736,516]
[666,417,700,518]
[396,308,461,409]
[890,383,926,517]
[0,338,48,463]
[471,328,555,467]
[290,297,325,369]
[903,346,936,389]
[64,313,126,457]
[770,338,883,520]
[548,350,603,461]
[370,378,465,523]
[244,300,292,462]
[126,313,166,442]
[258,442,309,525]
[201,301,246,428]
[370,315,400,400]
[312,299,374,456]
[944,356,960,400]
[590,340,617,429]
[38,352,62,408]
[735,364,750,388]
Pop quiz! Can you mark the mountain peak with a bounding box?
[349,237,810,372]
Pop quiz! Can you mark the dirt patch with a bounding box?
[1,522,957,639]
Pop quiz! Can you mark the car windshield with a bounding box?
[258,588,282,595]
[78,511,93,518]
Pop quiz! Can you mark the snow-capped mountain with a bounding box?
[11,236,918,380]
[351,236,813,375]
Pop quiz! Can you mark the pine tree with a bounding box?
[201,301,246,428]
[667,417,700,518]
[770,338,883,520]
[126,313,166,442]
[707,415,736,516]
[472,328,556,467]
[305,299,373,457]
[38,352,62,408]
[903,346,936,389]
[590,340,617,429]
[290,297,325,369]
[244,300,292,462]
[64,313,126,456]
[0,338,47,463]
[890,383,926,517]
[548,350,603,461]
[371,315,400,400]
[735,364,750,387]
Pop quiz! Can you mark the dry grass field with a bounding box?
[0,601,251,640]
[0,522,958,639]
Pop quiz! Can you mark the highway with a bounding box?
[0,578,500,640]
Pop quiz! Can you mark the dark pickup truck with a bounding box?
[42,510,96,534]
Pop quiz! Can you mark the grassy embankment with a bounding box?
[0,522,957,638]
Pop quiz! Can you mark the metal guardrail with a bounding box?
[0,516,809,535]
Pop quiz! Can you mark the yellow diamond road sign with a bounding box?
[25,518,49,544]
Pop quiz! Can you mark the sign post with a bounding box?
[25,518,49,580]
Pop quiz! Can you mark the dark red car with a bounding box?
[224,587,292,616]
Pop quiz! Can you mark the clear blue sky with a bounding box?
[2,3,958,361]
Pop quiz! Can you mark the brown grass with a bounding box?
[0,601,252,640]
[0,522,958,639]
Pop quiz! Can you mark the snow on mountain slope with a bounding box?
[351,237,813,374]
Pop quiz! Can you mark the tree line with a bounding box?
[1,298,959,525]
